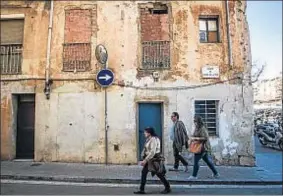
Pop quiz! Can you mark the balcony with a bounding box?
[0,44,22,75]
[63,43,91,72]
[142,41,170,69]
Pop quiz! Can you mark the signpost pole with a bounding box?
[95,44,113,165]
[104,63,108,165]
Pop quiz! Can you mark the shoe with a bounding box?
[213,173,220,178]
[133,190,146,194]
[160,188,171,194]
[184,166,189,172]
[168,168,179,171]
[187,176,198,180]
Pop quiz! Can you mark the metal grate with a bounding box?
[0,44,22,75]
[142,41,170,69]
[194,100,219,136]
[63,43,91,72]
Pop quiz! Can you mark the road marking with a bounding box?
[1,180,282,189]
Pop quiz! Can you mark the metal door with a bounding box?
[16,94,35,159]
[138,103,162,160]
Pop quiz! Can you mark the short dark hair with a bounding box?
[172,112,179,120]
[144,127,158,137]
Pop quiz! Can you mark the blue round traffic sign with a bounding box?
[96,69,114,87]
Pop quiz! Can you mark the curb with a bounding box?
[1,175,282,186]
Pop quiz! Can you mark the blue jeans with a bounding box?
[192,152,218,177]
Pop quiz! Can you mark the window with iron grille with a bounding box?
[63,9,93,72]
[140,4,170,69]
[0,19,24,75]
[199,16,220,43]
[194,100,219,136]
[142,41,170,69]
[63,43,91,72]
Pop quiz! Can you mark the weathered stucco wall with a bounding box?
[1,1,254,165]
[1,1,49,159]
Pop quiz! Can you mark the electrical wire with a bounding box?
[112,76,242,91]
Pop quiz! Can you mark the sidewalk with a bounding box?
[1,161,282,185]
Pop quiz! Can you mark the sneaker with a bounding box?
[187,176,198,180]
[160,188,172,194]
[133,190,146,194]
[168,168,179,171]
[213,173,220,178]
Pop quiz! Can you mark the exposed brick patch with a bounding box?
[63,8,96,72]
[64,9,92,43]
[140,5,170,69]
[140,8,169,41]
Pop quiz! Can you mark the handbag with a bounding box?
[189,140,203,154]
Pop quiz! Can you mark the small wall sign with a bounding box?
[201,65,220,78]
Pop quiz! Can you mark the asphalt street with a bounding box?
[254,135,282,174]
[1,181,282,195]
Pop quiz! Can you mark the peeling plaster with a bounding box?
[1,1,254,166]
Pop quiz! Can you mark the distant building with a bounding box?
[253,76,282,109]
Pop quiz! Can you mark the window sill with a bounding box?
[199,42,222,44]
[0,73,22,75]
[138,67,171,71]
[61,69,92,73]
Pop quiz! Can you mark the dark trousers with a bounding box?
[192,152,218,177]
[139,163,170,191]
[173,143,188,169]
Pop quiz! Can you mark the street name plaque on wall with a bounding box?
[201,65,220,78]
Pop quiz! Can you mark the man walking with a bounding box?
[169,112,189,172]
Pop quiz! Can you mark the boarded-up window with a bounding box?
[199,16,219,43]
[0,19,24,74]
[194,100,219,136]
[140,4,170,69]
[63,9,93,72]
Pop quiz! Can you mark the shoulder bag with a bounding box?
[189,140,203,154]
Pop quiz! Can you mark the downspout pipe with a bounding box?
[225,0,233,69]
[44,0,54,99]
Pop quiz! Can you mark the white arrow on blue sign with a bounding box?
[96,69,114,87]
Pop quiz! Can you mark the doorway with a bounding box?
[137,103,163,160]
[16,94,35,159]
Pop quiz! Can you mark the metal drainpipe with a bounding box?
[44,0,54,99]
[225,0,233,69]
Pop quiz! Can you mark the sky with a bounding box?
[247,1,282,79]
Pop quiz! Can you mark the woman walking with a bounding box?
[134,127,171,194]
[188,116,220,180]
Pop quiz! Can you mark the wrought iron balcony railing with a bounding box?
[142,41,170,69]
[0,44,22,75]
[63,43,91,72]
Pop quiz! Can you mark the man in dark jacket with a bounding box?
[169,112,189,172]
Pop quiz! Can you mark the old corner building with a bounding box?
[1,1,255,166]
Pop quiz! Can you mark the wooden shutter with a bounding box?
[0,19,24,44]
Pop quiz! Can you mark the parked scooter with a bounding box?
[257,128,283,150]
